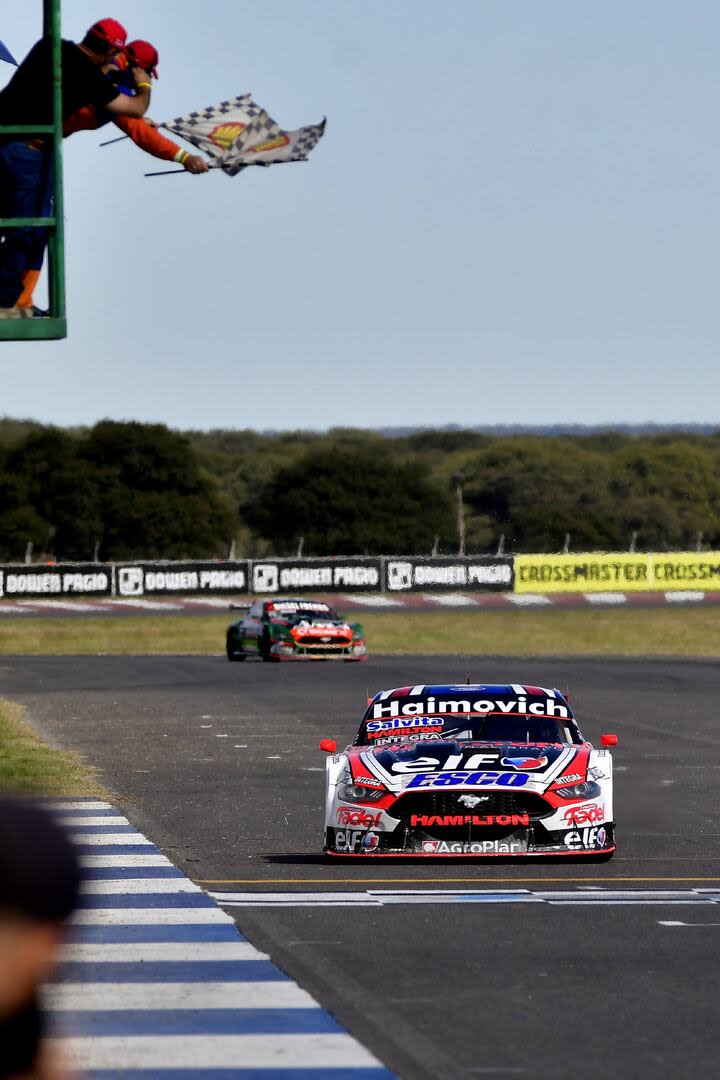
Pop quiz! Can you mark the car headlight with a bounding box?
[337,782,385,802]
[553,780,601,801]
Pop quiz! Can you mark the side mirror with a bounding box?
[601,734,618,748]
[319,738,337,754]
[367,697,373,706]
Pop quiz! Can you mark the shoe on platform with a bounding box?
[0,306,23,319]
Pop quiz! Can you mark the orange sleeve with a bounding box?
[113,115,186,162]
[63,106,99,138]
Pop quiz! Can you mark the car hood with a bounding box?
[353,740,589,794]
[287,618,352,633]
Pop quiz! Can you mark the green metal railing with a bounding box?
[0,0,66,340]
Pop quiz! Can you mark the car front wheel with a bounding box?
[226,636,246,662]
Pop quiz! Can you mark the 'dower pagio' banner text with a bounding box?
[0,563,112,597]
[251,559,382,594]
[385,556,514,592]
[115,561,250,597]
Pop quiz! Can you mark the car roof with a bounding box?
[265,598,333,606]
[369,684,567,702]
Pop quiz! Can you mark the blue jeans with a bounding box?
[0,140,53,306]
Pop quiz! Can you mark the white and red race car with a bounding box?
[321,683,617,858]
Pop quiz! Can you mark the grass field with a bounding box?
[0,607,718,656]
[0,698,105,796]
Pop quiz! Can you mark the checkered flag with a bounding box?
[224,117,327,174]
[161,95,326,175]
[161,95,264,166]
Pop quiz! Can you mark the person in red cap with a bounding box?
[0,18,153,316]
[14,39,208,314]
[68,38,207,172]
[72,38,207,172]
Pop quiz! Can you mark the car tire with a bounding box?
[226,636,246,662]
[260,631,273,662]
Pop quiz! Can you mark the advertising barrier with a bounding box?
[115,561,250,597]
[4,553,719,599]
[251,558,382,594]
[385,556,514,592]
[515,552,720,593]
[0,563,112,598]
[649,553,720,591]
[514,554,650,593]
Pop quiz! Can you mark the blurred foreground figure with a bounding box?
[0,799,81,1079]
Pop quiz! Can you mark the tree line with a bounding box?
[1,419,719,561]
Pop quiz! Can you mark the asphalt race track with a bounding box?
[2,654,719,1079]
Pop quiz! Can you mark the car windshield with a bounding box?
[356,714,580,746]
[268,602,338,620]
[356,687,582,746]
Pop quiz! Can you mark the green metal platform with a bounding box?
[0,0,66,340]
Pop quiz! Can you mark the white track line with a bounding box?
[422,593,479,606]
[342,594,405,606]
[47,801,113,811]
[59,942,268,963]
[45,982,318,1011]
[15,600,105,612]
[78,853,174,868]
[70,908,234,925]
[58,815,130,827]
[69,833,153,846]
[507,593,552,605]
[180,597,235,608]
[110,598,184,610]
[79,878,202,895]
[50,1034,381,1069]
[212,891,378,906]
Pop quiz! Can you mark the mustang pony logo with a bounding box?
[457,794,488,808]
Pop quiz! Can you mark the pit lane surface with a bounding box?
[2,654,719,1079]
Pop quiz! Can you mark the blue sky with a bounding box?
[2,1,719,430]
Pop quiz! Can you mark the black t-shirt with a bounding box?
[0,37,117,125]
[0,996,43,1077]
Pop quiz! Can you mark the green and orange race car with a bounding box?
[226,598,367,662]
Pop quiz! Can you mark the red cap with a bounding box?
[127,39,159,79]
[88,17,127,51]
